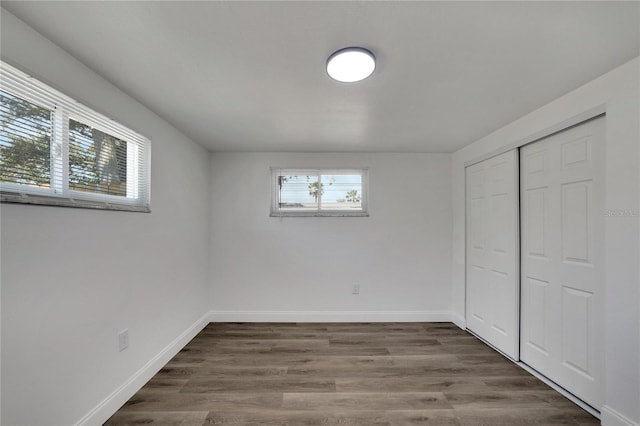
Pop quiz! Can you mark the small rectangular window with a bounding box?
[0,61,150,212]
[0,90,53,189]
[271,168,368,217]
[68,119,128,197]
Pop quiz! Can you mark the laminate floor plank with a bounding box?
[455,407,598,425]
[264,346,393,356]
[118,392,284,412]
[203,409,460,426]
[106,411,209,426]
[212,338,331,348]
[159,366,289,379]
[281,392,452,410]
[181,377,336,393]
[335,377,489,393]
[197,351,398,367]
[203,409,393,426]
[481,376,553,391]
[287,363,529,378]
[105,322,598,426]
[443,391,559,409]
[138,378,190,394]
[329,338,442,347]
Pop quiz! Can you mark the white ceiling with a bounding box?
[3,1,638,153]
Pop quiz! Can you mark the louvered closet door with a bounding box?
[466,150,519,359]
[520,116,604,408]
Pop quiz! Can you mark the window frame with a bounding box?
[270,167,369,217]
[0,61,151,212]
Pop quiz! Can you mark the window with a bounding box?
[271,168,369,217]
[0,61,150,212]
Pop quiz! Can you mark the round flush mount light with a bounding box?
[326,47,376,83]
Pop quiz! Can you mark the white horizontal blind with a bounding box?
[271,168,369,217]
[0,61,151,212]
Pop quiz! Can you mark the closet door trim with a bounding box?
[464,106,605,168]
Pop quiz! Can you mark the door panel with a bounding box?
[561,181,592,264]
[520,116,604,408]
[561,286,592,375]
[523,276,549,354]
[466,150,519,359]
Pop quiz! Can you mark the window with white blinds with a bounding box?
[0,61,150,212]
[271,168,369,217]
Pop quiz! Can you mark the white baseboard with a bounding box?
[450,312,466,330]
[75,311,211,426]
[601,405,639,426]
[208,310,453,323]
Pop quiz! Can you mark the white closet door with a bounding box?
[466,150,519,359]
[520,116,604,408]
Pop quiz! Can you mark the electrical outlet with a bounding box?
[352,284,360,295]
[118,329,129,352]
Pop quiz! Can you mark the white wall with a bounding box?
[209,152,452,321]
[451,58,640,425]
[0,10,211,426]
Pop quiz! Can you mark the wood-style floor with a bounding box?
[106,323,599,425]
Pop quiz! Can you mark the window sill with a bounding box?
[270,211,369,218]
[1,192,151,213]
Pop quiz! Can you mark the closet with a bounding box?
[466,116,605,409]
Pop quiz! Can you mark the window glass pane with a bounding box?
[320,174,362,210]
[69,119,127,197]
[277,174,319,211]
[0,90,52,188]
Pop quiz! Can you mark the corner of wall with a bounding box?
[207,150,215,315]
[450,312,466,330]
[75,311,212,426]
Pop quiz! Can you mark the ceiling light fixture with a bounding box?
[326,47,376,83]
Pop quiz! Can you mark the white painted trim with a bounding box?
[601,406,639,426]
[75,311,211,426]
[208,310,453,323]
[464,105,606,167]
